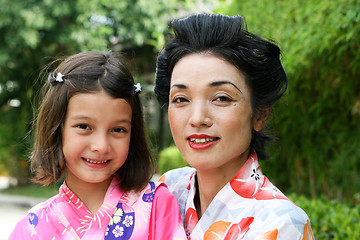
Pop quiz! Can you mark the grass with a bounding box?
[0,184,60,198]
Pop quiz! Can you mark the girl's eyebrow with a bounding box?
[210,81,242,93]
[70,115,131,124]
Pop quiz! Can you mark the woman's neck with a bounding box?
[194,155,249,219]
[194,170,230,218]
[65,176,113,215]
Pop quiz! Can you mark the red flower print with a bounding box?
[302,220,314,240]
[257,229,278,240]
[185,207,198,236]
[204,221,231,240]
[187,172,195,190]
[224,217,254,240]
[158,175,166,182]
[230,153,288,200]
[230,155,263,198]
[253,178,288,200]
[204,217,254,240]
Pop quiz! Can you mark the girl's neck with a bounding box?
[65,176,113,215]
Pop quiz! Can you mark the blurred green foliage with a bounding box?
[0,0,201,183]
[216,0,360,203]
[290,194,360,239]
[0,0,359,205]
[157,145,188,174]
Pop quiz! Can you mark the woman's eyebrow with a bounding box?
[210,81,242,93]
[170,83,187,89]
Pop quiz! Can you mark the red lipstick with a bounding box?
[187,134,219,150]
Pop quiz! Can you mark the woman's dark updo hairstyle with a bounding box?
[154,14,287,160]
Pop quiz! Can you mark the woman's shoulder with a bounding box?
[160,167,196,189]
[249,199,313,239]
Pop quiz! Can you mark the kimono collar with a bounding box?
[60,175,122,209]
[229,151,287,200]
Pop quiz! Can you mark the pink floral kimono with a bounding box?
[9,177,186,240]
[160,152,315,240]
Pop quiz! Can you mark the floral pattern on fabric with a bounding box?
[105,203,135,239]
[302,220,315,240]
[229,155,288,200]
[9,177,187,240]
[203,217,254,240]
[163,151,315,240]
[255,229,278,240]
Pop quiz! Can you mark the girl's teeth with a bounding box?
[189,138,215,144]
[83,158,108,164]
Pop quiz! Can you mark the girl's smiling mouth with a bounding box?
[81,157,110,164]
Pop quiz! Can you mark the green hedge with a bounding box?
[290,194,360,239]
[157,145,188,174]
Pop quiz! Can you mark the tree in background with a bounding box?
[215,0,360,202]
[0,0,216,183]
[2,0,359,203]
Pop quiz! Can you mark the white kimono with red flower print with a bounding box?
[161,152,314,240]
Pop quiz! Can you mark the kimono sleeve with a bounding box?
[148,184,187,240]
[9,214,38,240]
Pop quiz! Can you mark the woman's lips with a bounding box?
[187,134,219,149]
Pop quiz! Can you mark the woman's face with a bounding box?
[168,53,265,175]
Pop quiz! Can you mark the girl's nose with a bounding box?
[189,101,213,128]
[90,134,111,154]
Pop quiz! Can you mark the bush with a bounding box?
[289,194,360,239]
[157,145,188,174]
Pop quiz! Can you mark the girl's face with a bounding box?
[62,90,132,188]
[168,53,266,176]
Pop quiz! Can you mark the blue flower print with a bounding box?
[105,203,135,240]
[142,181,156,203]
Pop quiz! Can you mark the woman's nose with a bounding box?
[189,101,213,128]
[90,133,111,154]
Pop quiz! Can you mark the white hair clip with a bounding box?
[56,72,64,82]
[134,83,142,93]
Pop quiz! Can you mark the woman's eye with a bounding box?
[171,97,188,103]
[214,96,232,102]
[76,124,91,130]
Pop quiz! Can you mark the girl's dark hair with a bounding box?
[155,14,287,160]
[32,51,155,191]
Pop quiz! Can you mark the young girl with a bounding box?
[10,51,186,240]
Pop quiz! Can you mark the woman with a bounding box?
[155,14,314,240]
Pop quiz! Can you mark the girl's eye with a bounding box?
[171,97,188,103]
[76,124,91,130]
[112,127,127,133]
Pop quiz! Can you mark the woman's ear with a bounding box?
[253,107,271,131]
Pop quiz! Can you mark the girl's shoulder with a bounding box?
[28,193,60,212]
[9,194,60,239]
